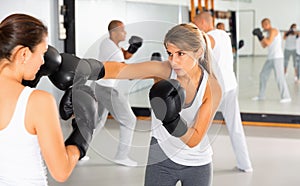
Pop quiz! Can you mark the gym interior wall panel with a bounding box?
[0,0,64,104]
[123,2,190,108]
[0,0,53,44]
[75,0,127,57]
[125,0,188,6]
[238,10,254,56]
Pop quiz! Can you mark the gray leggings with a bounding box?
[144,137,212,186]
[284,49,296,69]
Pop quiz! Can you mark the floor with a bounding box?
[237,56,300,115]
[48,119,300,186]
[47,56,300,186]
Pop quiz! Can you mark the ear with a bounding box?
[16,47,31,64]
[195,48,203,59]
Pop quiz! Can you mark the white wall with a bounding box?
[75,0,189,58]
[75,0,127,58]
[0,0,64,104]
[0,0,64,51]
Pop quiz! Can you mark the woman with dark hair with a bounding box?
[0,13,93,185]
[283,23,297,81]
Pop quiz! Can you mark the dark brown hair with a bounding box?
[0,13,48,60]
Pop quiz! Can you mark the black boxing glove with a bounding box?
[151,52,162,61]
[59,87,73,120]
[127,35,143,54]
[252,28,264,41]
[22,45,61,87]
[48,53,79,90]
[238,40,244,49]
[65,85,98,160]
[49,53,105,90]
[285,28,295,37]
[65,118,93,160]
[149,79,187,137]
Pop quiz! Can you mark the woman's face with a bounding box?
[23,37,48,80]
[166,42,198,77]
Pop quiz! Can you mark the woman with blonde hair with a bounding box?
[103,23,222,186]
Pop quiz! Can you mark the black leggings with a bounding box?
[144,137,212,186]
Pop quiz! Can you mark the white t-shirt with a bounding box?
[0,87,47,186]
[152,69,213,166]
[96,37,125,87]
[208,29,237,92]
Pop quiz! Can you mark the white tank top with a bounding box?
[152,69,213,166]
[284,35,297,50]
[208,29,237,92]
[268,30,284,59]
[96,37,125,87]
[296,38,300,55]
[0,87,47,186]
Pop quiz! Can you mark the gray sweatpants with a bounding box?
[144,137,212,186]
[258,58,291,99]
[296,54,300,80]
[94,83,137,159]
[284,49,297,69]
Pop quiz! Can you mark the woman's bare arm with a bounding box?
[103,60,171,80]
[27,90,79,182]
[180,76,222,147]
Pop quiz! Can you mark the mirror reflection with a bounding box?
[77,0,300,118]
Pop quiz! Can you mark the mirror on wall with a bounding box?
[76,0,300,120]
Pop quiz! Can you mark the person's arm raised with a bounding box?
[261,28,277,48]
[103,60,171,80]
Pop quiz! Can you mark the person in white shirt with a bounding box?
[102,22,222,186]
[0,13,96,185]
[94,20,143,166]
[295,32,300,83]
[194,11,253,172]
[283,23,298,81]
[252,18,291,103]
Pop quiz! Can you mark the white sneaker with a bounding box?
[237,167,253,173]
[294,76,299,82]
[114,158,138,167]
[280,98,291,103]
[252,96,264,101]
